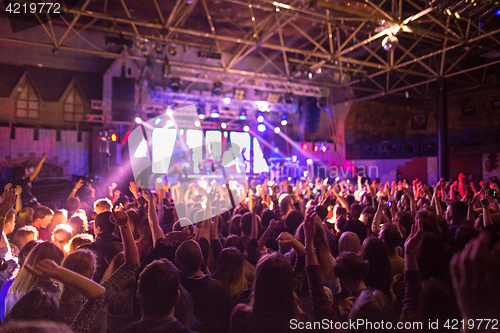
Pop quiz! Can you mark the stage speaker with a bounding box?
[299,96,320,134]
[112,77,135,122]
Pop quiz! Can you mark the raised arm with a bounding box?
[128,181,140,200]
[14,185,22,213]
[332,185,349,212]
[0,189,17,249]
[68,179,84,200]
[143,189,164,245]
[372,198,386,237]
[198,189,215,243]
[29,153,47,181]
[25,259,105,299]
[111,210,139,266]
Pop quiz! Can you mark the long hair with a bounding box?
[250,252,297,333]
[360,237,393,297]
[212,247,254,298]
[62,250,96,279]
[339,232,362,254]
[293,217,335,282]
[9,242,64,296]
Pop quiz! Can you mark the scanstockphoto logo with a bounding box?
[4,0,80,33]
[128,104,248,227]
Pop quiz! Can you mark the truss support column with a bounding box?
[436,77,449,181]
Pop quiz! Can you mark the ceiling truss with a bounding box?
[3,0,500,101]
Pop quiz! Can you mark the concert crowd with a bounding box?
[0,155,499,332]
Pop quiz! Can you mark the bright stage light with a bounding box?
[221,122,227,129]
[257,111,264,123]
[154,118,161,125]
[223,97,231,104]
[210,105,219,118]
[257,124,266,132]
[156,177,163,183]
[307,158,313,165]
[166,105,173,116]
[243,125,250,132]
[274,127,280,133]
[166,120,174,128]
[194,120,201,127]
[239,109,247,120]
[135,117,142,124]
[281,119,288,126]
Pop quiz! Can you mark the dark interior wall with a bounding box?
[449,154,483,182]
[397,157,429,183]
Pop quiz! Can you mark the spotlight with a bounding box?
[307,158,313,164]
[184,0,193,3]
[308,0,317,11]
[135,117,142,124]
[274,127,280,133]
[221,122,227,129]
[166,105,173,116]
[257,112,264,123]
[138,39,148,53]
[234,88,245,100]
[308,72,313,79]
[170,77,180,92]
[281,113,288,126]
[243,125,250,132]
[213,82,223,96]
[314,145,318,152]
[166,120,174,128]
[302,142,307,150]
[197,105,205,119]
[154,118,161,125]
[168,45,177,56]
[257,124,266,132]
[111,133,117,142]
[322,146,327,152]
[210,105,220,118]
[382,34,398,51]
[223,97,231,104]
[195,120,201,127]
[239,109,247,120]
[315,67,322,74]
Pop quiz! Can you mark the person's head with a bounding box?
[51,209,68,226]
[260,209,276,230]
[3,209,16,235]
[336,206,348,220]
[9,242,64,296]
[417,232,449,281]
[18,240,43,267]
[393,211,414,240]
[62,249,96,279]
[32,206,54,229]
[0,321,72,333]
[212,247,254,298]
[94,211,114,235]
[333,251,368,292]
[455,225,479,250]
[17,207,34,229]
[4,289,61,324]
[175,240,203,275]
[445,200,468,226]
[241,212,253,237]
[360,237,392,296]
[66,197,80,213]
[338,231,361,254]
[68,213,88,235]
[379,222,402,254]
[230,214,242,236]
[138,259,180,317]
[12,225,39,250]
[225,234,245,254]
[315,205,329,222]
[251,252,296,333]
[348,289,395,332]
[101,252,125,283]
[93,198,112,215]
[51,224,73,254]
[284,210,304,236]
[350,203,362,220]
[68,233,94,253]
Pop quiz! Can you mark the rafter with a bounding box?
[57,0,92,47]
[201,0,225,68]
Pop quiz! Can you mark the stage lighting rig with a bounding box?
[213,82,223,96]
[105,34,133,48]
[169,77,181,92]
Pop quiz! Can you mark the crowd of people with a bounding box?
[0,159,499,333]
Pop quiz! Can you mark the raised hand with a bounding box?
[277,232,296,248]
[142,188,153,203]
[24,259,61,280]
[268,218,279,231]
[14,185,22,196]
[450,233,500,321]
[74,179,84,191]
[304,209,317,247]
[404,219,424,254]
[0,188,17,217]
[129,181,139,195]
[113,190,121,201]
[110,209,128,227]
